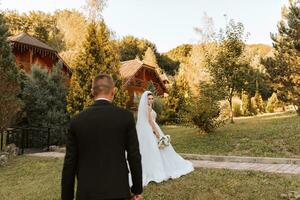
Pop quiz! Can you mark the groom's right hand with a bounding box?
[132,194,142,200]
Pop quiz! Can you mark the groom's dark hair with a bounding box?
[92,74,115,96]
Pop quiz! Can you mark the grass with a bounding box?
[162,111,300,158]
[1,156,300,200]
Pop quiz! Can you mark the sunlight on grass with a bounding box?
[0,156,299,200]
[162,112,300,158]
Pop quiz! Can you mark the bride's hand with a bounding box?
[155,132,160,139]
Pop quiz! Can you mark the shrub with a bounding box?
[266,93,281,113]
[252,91,265,114]
[242,91,252,116]
[186,82,223,133]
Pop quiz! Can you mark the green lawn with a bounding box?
[162,111,300,158]
[1,156,300,200]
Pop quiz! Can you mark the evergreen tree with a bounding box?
[0,13,22,133]
[253,91,265,113]
[33,22,49,43]
[143,47,164,76]
[242,91,252,116]
[186,81,222,132]
[67,20,128,115]
[21,65,69,145]
[266,93,281,113]
[164,74,191,123]
[262,0,300,115]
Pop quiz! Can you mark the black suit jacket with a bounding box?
[61,100,143,200]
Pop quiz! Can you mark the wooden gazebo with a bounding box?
[120,59,168,108]
[9,33,72,76]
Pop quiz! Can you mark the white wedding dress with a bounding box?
[129,91,194,186]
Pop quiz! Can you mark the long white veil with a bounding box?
[136,91,152,128]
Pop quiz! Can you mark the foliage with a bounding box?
[177,44,212,95]
[262,0,300,115]
[67,21,128,115]
[20,65,69,146]
[0,13,22,133]
[242,91,252,116]
[143,47,159,67]
[54,9,88,68]
[266,93,282,113]
[4,10,66,51]
[244,45,273,99]
[164,44,193,64]
[117,35,157,61]
[252,91,265,114]
[205,19,252,123]
[186,82,223,132]
[163,74,191,124]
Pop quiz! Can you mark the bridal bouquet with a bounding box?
[158,135,171,149]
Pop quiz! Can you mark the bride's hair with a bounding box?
[147,93,153,96]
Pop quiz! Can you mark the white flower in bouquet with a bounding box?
[158,135,171,149]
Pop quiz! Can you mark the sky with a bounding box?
[0,0,290,53]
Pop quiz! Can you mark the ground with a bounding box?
[1,156,300,200]
[1,111,300,199]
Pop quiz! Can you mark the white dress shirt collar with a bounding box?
[95,97,111,102]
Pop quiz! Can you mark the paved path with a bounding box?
[27,152,300,175]
[191,160,300,174]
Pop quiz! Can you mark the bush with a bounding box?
[233,102,242,117]
[242,91,252,116]
[224,100,242,117]
[186,82,223,133]
[252,91,265,114]
[266,93,281,113]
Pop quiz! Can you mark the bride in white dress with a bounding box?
[131,90,194,186]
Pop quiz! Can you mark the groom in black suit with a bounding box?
[61,74,143,200]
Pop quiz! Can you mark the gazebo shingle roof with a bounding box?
[9,33,55,52]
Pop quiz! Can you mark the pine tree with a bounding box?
[143,47,163,74]
[0,14,22,133]
[21,65,69,146]
[67,20,128,115]
[253,91,265,113]
[262,0,300,115]
[242,91,251,116]
[266,93,280,113]
[164,74,191,123]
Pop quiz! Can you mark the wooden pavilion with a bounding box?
[8,33,72,76]
[120,59,168,108]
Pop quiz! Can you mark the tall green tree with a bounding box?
[67,20,128,115]
[164,74,191,123]
[205,19,252,123]
[0,13,21,133]
[21,65,69,145]
[262,0,300,115]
